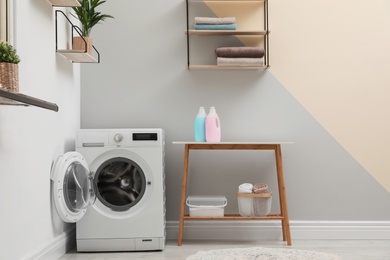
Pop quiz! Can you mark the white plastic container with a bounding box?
[186,195,227,217]
[237,192,272,217]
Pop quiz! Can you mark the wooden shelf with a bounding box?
[183,214,284,220]
[175,142,291,246]
[189,64,268,70]
[57,50,98,63]
[47,0,81,7]
[189,0,265,2]
[187,29,266,35]
[0,88,59,112]
[186,0,269,69]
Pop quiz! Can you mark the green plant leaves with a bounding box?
[72,0,114,37]
[0,42,21,64]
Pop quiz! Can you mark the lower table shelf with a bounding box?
[184,214,285,220]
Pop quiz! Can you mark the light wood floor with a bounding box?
[61,239,390,260]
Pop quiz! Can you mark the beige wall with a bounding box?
[269,0,390,192]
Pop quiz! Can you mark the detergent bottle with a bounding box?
[205,107,221,142]
[194,107,207,142]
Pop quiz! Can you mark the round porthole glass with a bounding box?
[94,157,146,211]
[63,161,96,213]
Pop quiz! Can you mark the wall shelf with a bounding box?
[47,0,81,7]
[186,30,266,36]
[0,88,59,112]
[189,64,267,70]
[56,50,98,63]
[186,0,269,70]
[55,10,100,63]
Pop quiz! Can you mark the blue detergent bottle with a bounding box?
[194,107,207,142]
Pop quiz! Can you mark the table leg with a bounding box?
[178,144,190,246]
[275,144,292,245]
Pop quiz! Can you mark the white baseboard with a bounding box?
[166,220,390,241]
[23,220,390,259]
[26,226,75,260]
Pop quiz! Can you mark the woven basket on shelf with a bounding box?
[0,62,19,92]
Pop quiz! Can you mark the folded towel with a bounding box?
[194,17,236,25]
[216,47,265,58]
[194,24,237,30]
[239,183,253,193]
[253,183,269,194]
[217,57,265,67]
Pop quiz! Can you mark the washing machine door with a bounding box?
[51,152,96,223]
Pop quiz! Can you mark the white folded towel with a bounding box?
[217,57,265,67]
[194,17,236,25]
[239,183,253,193]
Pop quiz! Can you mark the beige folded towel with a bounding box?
[217,57,264,67]
[194,17,236,25]
[253,183,269,194]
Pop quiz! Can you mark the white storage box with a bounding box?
[237,192,272,217]
[186,195,227,217]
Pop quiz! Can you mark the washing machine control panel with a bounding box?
[77,129,163,148]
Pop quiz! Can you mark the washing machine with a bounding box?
[51,128,166,252]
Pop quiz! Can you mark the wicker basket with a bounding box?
[0,62,19,92]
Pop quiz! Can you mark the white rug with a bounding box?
[186,247,342,260]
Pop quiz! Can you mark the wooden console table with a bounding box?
[172,142,292,246]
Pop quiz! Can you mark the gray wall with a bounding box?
[80,0,390,221]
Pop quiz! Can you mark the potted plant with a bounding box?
[71,0,114,55]
[0,41,20,92]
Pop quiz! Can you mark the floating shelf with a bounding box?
[189,65,267,70]
[56,50,98,63]
[186,30,266,35]
[0,88,59,112]
[189,0,265,2]
[47,0,81,7]
[55,10,100,63]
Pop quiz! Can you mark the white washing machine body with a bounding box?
[51,129,166,252]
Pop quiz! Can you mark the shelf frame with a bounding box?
[174,142,292,246]
[0,88,59,112]
[186,0,269,70]
[55,10,100,63]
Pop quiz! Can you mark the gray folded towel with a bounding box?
[215,47,265,58]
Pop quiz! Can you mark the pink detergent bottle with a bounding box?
[205,107,221,142]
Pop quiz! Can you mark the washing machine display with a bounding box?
[95,157,146,211]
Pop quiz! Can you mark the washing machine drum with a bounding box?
[51,152,147,223]
[94,157,146,212]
